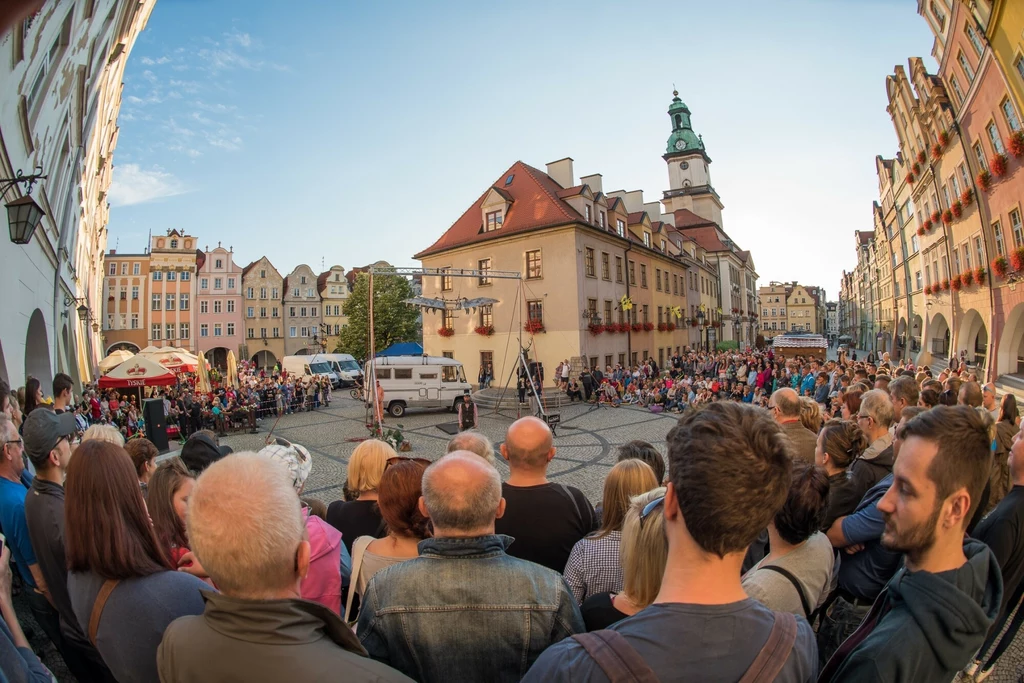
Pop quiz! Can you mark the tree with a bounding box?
[336,273,420,361]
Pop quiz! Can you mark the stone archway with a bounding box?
[997,303,1024,377]
[895,317,907,360]
[251,350,277,369]
[105,341,141,355]
[925,312,951,363]
[207,347,230,370]
[25,309,52,388]
[956,310,988,370]
[910,313,923,355]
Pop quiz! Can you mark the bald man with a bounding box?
[357,453,582,681]
[494,417,597,571]
[767,387,817,463]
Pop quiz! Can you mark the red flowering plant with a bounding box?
[923,284,932,295]
[951,276,963,291]
[993,255,1009,278]
[1010,131,1024,159]
[913,161,922,175]
[961,188,974,206]
[588,323,605,335]
[916,150,926,165]
[917,226,926,236]
[938,129,950,147]
[961,270,974,286]
[642,322,655,332]
[631,322,644,332]
[974,267,986,286]
[942,279,951,291]
[942,209,953,225]
[657,322,668,332]
[931,144,943,161]
[604,323,619,334]
[690,319,698,328]
[908,172,916,184]
[922,218,932,232]
[978,170,992,192]
[524,320,545,334]
[474,325,495,336]
[991,154,1009,178]
[931,210,941,224]
[1012,247,1024,272]
[667,322,676,331]
[951,200,963,219]
[438,327,455,338]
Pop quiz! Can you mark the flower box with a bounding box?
[952,201,963,219]
[922,218,932,232]
[474,325,495,336]
[978,170,992,192]
[907,172,916,184]
[951,277,963,291]
[711,321,721,329]
[689,320,698,328]
[916,150,926,165]
[1012,247,1024,273]
[939,129,950,147]
[1010,131,1024,159]
[942,279,951,291]
[667,322,676,331]
[961,188,974,206]
[913,161,922,175]
[923,284,932,295]
[588,323,605,335]
[961,271,974,286]
[605,323,618,334]
[657,322,668,332]
[974,267,986,285]
[992,154,1009,178]
[993,256,1009,278]
[438,327,455,337]
[631,323,643,332]
[942,209,953,225]
[931,210,941,224]
[917,226,926,236]
[524,320,545,334]
[931,144,943,161]
[642,322,655,332]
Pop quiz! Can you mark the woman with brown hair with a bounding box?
[148,458,195,567]
[65,440,206,683]
[344,457,432,623]
[815,419,869,529]
[124,437,159,497]
[563,459,659,604]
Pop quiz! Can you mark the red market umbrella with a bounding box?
[99,357,177,389]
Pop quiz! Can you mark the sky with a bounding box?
[106,0,938,300]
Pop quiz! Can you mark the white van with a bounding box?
[310,353,363,386]
[365,355,471,417]
[281,355,341,388]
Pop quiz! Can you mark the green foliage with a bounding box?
[337,273,420,361]
[716,340,739,351]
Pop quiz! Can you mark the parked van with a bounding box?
[310,353,363,386]
[365,355,471,417]
[281,355,341,388]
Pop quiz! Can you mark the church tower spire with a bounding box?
[661,90,723,226]
[664,90,706,158]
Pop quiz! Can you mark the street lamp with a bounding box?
[696,308,706,352]
[1,167,48,245]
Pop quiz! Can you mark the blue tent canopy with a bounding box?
[376,342,424,357]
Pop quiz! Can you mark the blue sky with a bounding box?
[107,0,937,298]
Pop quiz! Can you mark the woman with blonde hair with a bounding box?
[799,396,823,434]
[81,423,125,446]
[581,487,668,630]
[564,459,659,604]
[326,438,395,553]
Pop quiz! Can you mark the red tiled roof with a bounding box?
[857,231,874,245]
[317,271,329,294]
[672,208,717,229]
[195,250,206,270]
[626,212,646,225]
[679,225,728,252]
[735,249,751,263]
[414,161,583,259]
[241,260,258,277]
[555,185,585,198]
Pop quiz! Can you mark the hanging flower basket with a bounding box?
[524,320,545,334]
[1010,131,1024,159]
[942,279,951,291]
[978,170,993,192]
[731,307,739,314]
[474,325,495,336]
[974,267,986,285]
[657,322,668,332]
[922,218,933,232]
[951,200,963,218]
[667,322,676,331]
[916,150,926,165]
[690,319,698,328]
[923,284,932,295]
[942,209,953,225]
[631,322,643,332]
[961,188,974,206]
[917,226,926,236]
[1012,247,1024,272]
[931,210,941,224]
[913,161,922,175]
[992,154,1009,178]
[939,129,950,147]
[961,270,974,286]
[908,172,916,184]
[951,277,963,291]
[588,323,605,335]
[993,255,1010,278]
[642,322,655,332]
[438,327,455,337]
[931,144,943,161]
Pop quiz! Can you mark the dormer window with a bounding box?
[599,211,606,228]
[170,239,178,248]
[643,232,651,248]
[585,205,592,223]
[616,219,625,238]
[486,211,503,231]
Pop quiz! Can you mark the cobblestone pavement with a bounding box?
[218,395,682,505]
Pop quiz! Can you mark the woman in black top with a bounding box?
[326,438,392,552]
[814,419,867,530]
[582,488,667,631]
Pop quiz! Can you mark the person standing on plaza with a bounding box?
[357,452,582,682]
[457,389,477,432]
[848,389,895,498]
[51,373,73,415]
[769,388,818,463]
[494,417,597,572]
[815,419,867,529]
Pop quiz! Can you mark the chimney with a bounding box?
[580,173,603,194]
[109,249,116,255]
[642,201,663,221]
[546,157,574,189]
[607,190,644,213]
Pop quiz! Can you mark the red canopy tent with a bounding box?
[99,357,177,389]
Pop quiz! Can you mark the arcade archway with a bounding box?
[998,303,1024,377]
[957,309,988,370]
[106,341,141,355]
[251,350,277,370]
[206,347,230,370]
[25,309,52,388]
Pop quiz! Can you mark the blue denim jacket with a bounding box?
[357,534,583,683]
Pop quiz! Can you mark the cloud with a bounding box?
[140,56,171,65]
[225,30,252,48]
[109,164,188,206]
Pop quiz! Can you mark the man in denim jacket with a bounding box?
[357,451,583,682]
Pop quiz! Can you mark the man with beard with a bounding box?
[819,406,1002,682]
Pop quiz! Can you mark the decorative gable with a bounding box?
[481,187,512,233]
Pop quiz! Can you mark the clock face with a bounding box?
[675,139,686,151]
[680,161,689,170]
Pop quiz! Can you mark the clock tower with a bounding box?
[662,91,724,227]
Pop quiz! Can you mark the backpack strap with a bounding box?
[343,535,374,625]
[757,564,813,620]
[88,579,120,647]
[572,630,659,683]
[738,611,798,683]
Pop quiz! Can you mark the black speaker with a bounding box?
[143,399,169,453]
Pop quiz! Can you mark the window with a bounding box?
[640,264,647,288]
[601,253,610,280]
[672,274,678,295]
[165,294,175,311]
[604,300,613,324]
[1002,98,1021,132]
[201,278,209,290]
[166,323,175,339]
[915,271,922,290]
[994,220,1005,255]
[441,267,453,291]
[169,239,179,249]
[131,314,138,329]
[599,211,606,228]
[153,271,162,281]
[227,300,235,313]
[121,263,128,275]
[181,271,190,281]
[300,276,307,285]
[227,277,235,289]
[260,269,267,279]
[478,258,491,285]
[300,307,307,317]
[615,257,623,282]
[180,294,189,310]
[1012,210,1024,248]
[527,300,543,325]
[200,324,209,338]
[151,294,161,311]
[214,301,222,314]
[180,323,189,339]
[272,307,278,318]
[642,305,649,324]
[152,324,161,340]
[964,244,972,271]
[1017,54,1024,83]
[214,277,222,289]
[585,205,592,223]
[247,328,255,339]
[656,269,662,291]
[643,232,651,248]
[585,248,595,277]
[976,236,985,269]
[441,311,454,331]
[958,50,975,82]
[119,288,126,300]
[273,327,279,337]
[262,287,269,299]
[526,250,542,279]
[950,174,961,199]
[167,271,176,281]
[974,142,988,171]
[109,263,116,275]
[247,306,255,317]
[247,287,254,299]
[628,261,636,286]
[290,327,297,337]
[965,22,984,57]
[616,219,625,237]
[480,304,493,328]
[292,288,299,297]
[485,210,502,231]
[132,262,141,276]
[200,301,209,314]
[214,324,222,337]
[307,288,314,298]
[272,288,278,299]
[988,122,1006,155]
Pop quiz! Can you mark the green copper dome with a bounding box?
[666,90,705,155]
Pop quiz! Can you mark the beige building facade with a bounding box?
[318,265,349,352]
[147,230,197,351]
[241,257,284,368]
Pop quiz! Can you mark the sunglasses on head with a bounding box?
[386,456,431,468]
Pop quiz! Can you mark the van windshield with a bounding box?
[340,360,361,372]
[309,362,332,374]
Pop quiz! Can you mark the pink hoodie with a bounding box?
[301,509,343,614]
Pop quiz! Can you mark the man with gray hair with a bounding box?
[446,430,495,465]
[767,387,817,463]
[158,453,410,682]
[357,452,582,682]
[849,389,895,501]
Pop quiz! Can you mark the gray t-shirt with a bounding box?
[522,600,818,682]
[742,532,836,617]
[68,569,208,683]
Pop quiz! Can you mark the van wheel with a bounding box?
[388,402,406,418]
[450,397,463,413]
